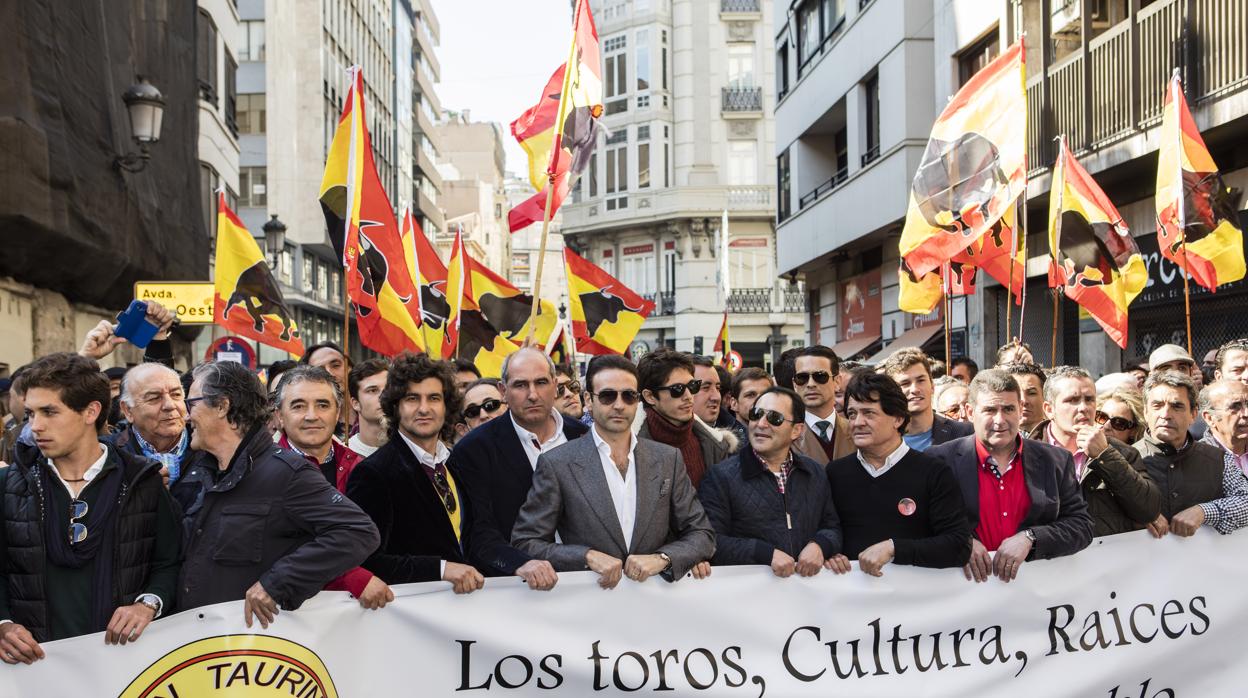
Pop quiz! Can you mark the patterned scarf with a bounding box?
[132,428,189,483]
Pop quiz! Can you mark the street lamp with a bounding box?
[262,214,287,270]
[114,77,165,173]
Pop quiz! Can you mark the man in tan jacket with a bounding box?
[791,346,855,465]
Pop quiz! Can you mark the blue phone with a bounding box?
[114,300,160,349]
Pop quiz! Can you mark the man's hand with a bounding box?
[1170,506,1206,537]
[79,320,126,360]
[586,550,623,589]
[623,553,668,583]
[515,559,558,591]
[822,554,852,574]
[1147,514,1170,539]
[105,602,156,645]
[1076,424,1110,459]
[243,582,280,629]
[770,548,796,578]
[0,622,44,664]
[443,562,485,595]
[145,301,176,341]
[963,538,992,583]
[357,576,395,610]
[795,542,825,577]
[857,539,895,577]
[992,532,1033,582]
[690,561,712,580]
[159,466,170,489]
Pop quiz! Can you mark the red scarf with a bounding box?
[644,407,707,486]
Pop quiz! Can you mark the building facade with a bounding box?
[435,112,510,274]
[560,0,805,369]
[776,0,1248,372]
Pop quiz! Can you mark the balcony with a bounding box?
[643,291,676,316]
[798,167,847,209]
[722,86,763,115]
[727,287,808,314]
[562,185,774,234]
[720,0,761,15]
[1025,0,1247,176]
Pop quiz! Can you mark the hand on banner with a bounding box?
[770,549,796,578]
[0,621,44,665]
[963,538,992,583]
[623,554,667,583]
[857,539,896,577]
[586,550,623,589]
[357,576,395,609]
[443,562,486,594]
[1076,424,1110,459]
[689,561,712,579]
[993,532,1033,582]
[243,582,280,628]
[795,542,825,577]
[104,602,156,645]
[1148,514,1170,539]
[515,559,559,591]
[823,554,852,574]
[1170,506,1206,537]
[78,302,176,360]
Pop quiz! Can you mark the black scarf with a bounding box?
[38,451,125,633]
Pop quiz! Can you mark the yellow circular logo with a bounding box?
[120,635,338,698]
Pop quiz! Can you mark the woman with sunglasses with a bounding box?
[1095,389,1146,445]
[452,379,508,443]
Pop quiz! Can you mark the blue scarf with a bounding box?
[132,428,189,483]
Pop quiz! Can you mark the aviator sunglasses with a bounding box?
[748,407,799,427]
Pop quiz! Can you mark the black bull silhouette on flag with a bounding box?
[578,287,645,337]
[225,262,300,342]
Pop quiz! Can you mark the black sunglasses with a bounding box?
[184,396,208,410]
[594,389,640,405]
[793,371,832,386]
[431,471,457,514]
[69,499,89,545]
[653,380,702,398]
[1095,411,1136,432]
[748,407,798,427]
[557,381,582,397]
[463,398,503,420]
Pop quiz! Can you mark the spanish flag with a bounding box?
[441,229,467,358]
[1049,137,1147,348]
[508,0,603,232]
[457,308,520,379]
[466,254,558,348]
[319,67,424,355]
[547,325,573,365]
[400,207,449,357]
[213,193,304,356]
[898,260,977,314]
[1155,71,1245,292]
[565,248,655,355]
[712,312,730,365]
[899,205,1024,314]
[900,39,1027,278]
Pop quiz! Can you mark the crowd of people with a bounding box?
[0,299,1246,666]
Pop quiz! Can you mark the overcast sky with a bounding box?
[434,0,574,178]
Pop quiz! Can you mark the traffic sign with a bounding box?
[134,282,215,324]
[206,336,257,370]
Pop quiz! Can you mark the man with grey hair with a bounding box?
[112,362,201,486]
[1030,366,1159,536]
[926,369,1092,584]
[1137,371,1248,538]
[1199,379,1248,476]
[449,348,590,575]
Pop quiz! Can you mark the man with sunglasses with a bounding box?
[698,386,844,578]
[513,355,714,587]
[791,346,855,466]
[1,353,180,663]
[878,348,973,452]
[933,377,970,422]
[1199,379,1248,476]
[1026,366,1159,537]
[453,378,508,442]
[554,364,585,422]
[637,348,731,487]
[347,358,390,458]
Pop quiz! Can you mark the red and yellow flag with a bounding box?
[1049,138,1146,348]
[1155,72,1245,291]
[465,254,559,347]
[213,193,304,356]
[899,204,1024,315]
[565,248,655,355]
[712,312,730,365]
[900,39,1027,278]
[400,207,450,357]
[319,67,424,356]
[441,229,467,359]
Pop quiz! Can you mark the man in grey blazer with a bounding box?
[513,355,715,588]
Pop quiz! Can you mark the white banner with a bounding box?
[2,530,1240,696]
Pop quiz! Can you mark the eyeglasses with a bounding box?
[594,389,640,405]
[69,499,89,545]
[1095,411,1136,432]
[793,371,832,387]
[940,406,963,419]
[184,396,208,410]
[748,407,798,427]
[1213,400,1248,415]
[463,398,503,420]
[556,381,582,398]
[431,470,457,514]
[653,380,702,398]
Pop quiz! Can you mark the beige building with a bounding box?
[507,174,570,313]
[435,112,510,274]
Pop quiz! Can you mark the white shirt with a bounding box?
[592,425,638,551]
[396,432,452,577]
[348,433,381,459]
[856,441,911,479]
[50,445,108,491]
[805,410,837,441]
[513,409,568,470]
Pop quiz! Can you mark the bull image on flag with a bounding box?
[564,248,654,355]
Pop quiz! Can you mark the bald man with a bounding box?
[113,363,202,485]
[1200,379,1248,477]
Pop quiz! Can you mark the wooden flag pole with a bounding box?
[1180,240,1194,356]
[524,177,561,346]
[1015,195,1029,338]
[341,301,353,428]
[1051,288,1059,366]
[942,263,952,362]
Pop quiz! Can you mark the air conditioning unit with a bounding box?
[1051,0,1111,37]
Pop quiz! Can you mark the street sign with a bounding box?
[134,282,215,324]
[205,336,257,370]
[726,350,743,372]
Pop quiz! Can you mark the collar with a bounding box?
[1045,422,1082,455]
[804,410,836,435]
[856,440,910,470]
[280,432,336,465]
[512,408,565,448]
[740,443,801,479]
[49,443,109,486]
[398,430,450,469]
[1145,433,1192,456]
[1207,429,1248,457]
[974,434,1023,470]
[591,424,635,456]
[132,427,189,459]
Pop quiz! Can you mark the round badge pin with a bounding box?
[898,497,917,516]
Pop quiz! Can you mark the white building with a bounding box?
[435,112,510,274]
[197,0,242,234]
[559,0,804,368]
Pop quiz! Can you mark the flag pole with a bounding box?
[1050,135,1067,367]
[1050,287,1059,366]
[526,1,585,344]
[942,263,952,363]
[1171,69,1194,356]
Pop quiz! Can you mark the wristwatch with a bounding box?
[136,594,162,618]
[657,552,672,571]
[1022,529,1037,543]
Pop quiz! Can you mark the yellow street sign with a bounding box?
[133,282,215,324]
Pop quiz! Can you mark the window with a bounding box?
[777,41,790,98]
[317,263,329,302]
[241,20,265,61]
[605,36,628,100]
[196,10,218,104]
[663,143,669,188]
[224,53,238,134]
[279,244,294,285]
[636,29,650,91]
[958,30,1000,87]
[237,94,266,134]
[797,1,820,66]
[589,153,598,197]
[303,255,315,293]
[727,141,757,185]
[821,0,845,38]
[727,45,755,88]
[638,143,650,189]
[661,31,668,91]
[834,127,848,178]
[200,163,219,239]
[777,149,791,221]
[863,73,880,164]
[240,167,267,207]
[605,147,628,194]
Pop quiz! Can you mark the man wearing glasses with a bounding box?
[636,348,731,487]
[698,386,844,578]
[791,346,855,465]
[1,353,180,663]
[452,378,507,442]
[554,364,585,422]
[1027,366,1160,537]
[513,355,714,587]
[1199,379,1248,477]
[878,348,973,452]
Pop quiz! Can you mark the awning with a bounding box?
[866,324,943,364]
[830,335,881,361]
